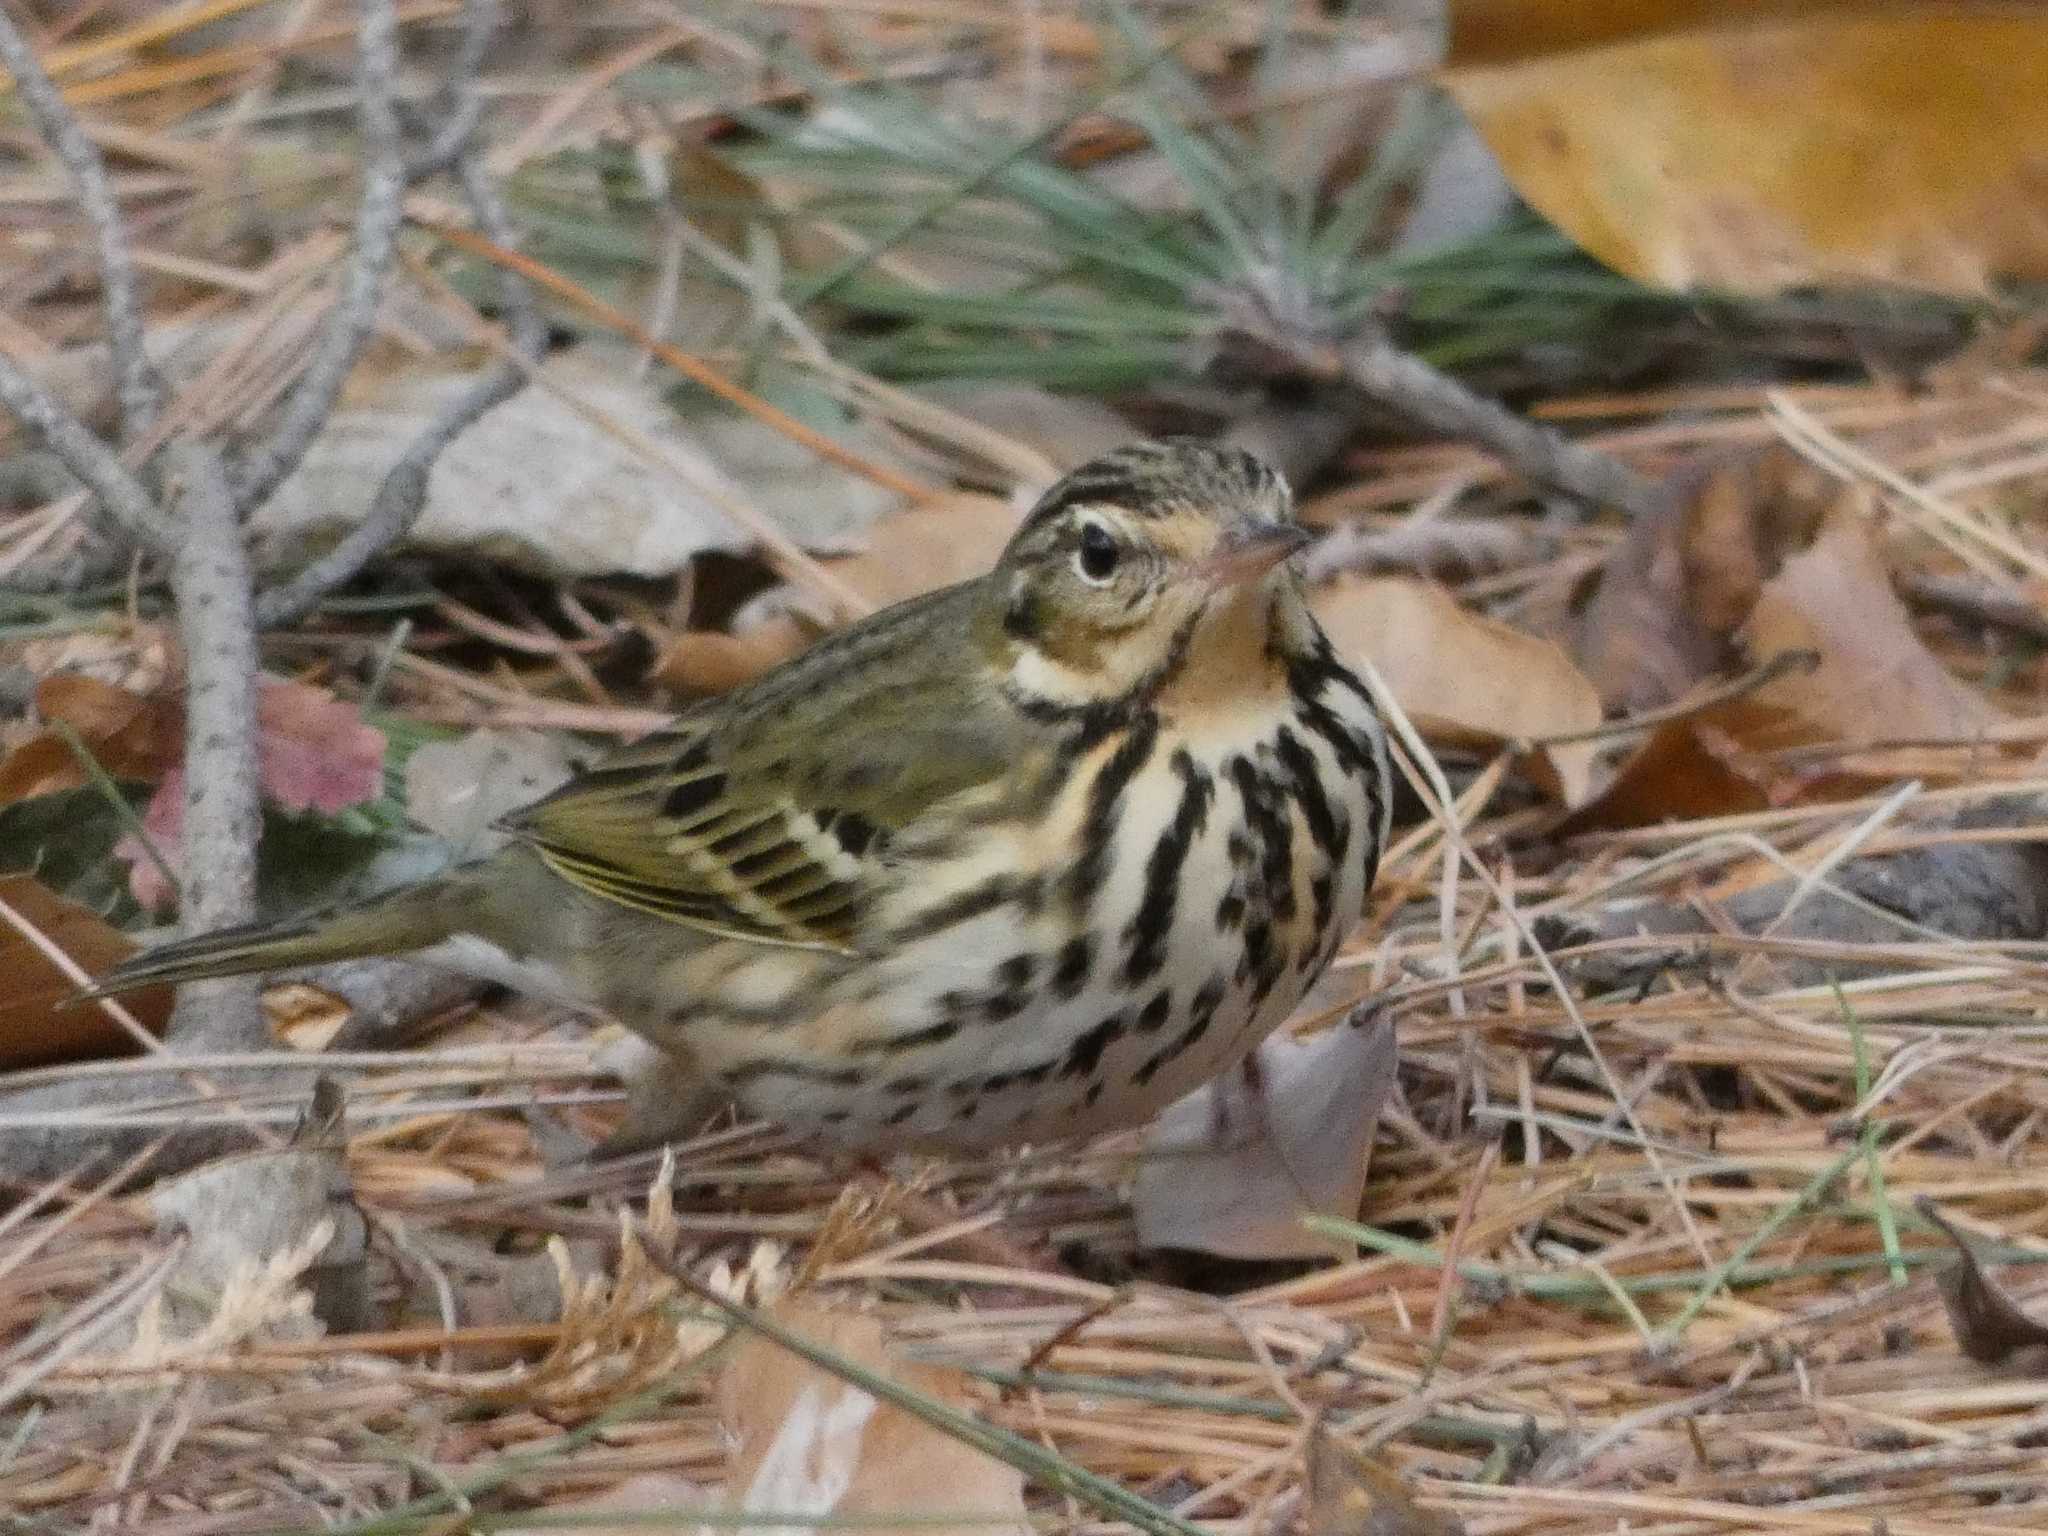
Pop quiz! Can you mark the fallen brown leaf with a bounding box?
[0,874,169,1070]
[1920,1200,2048,1373]
[654,491,1024,695]
[1555,695,1807,834]
[1566,447,2009,828]
[1307,1420,1466,1536]
[1444,4,2048,293]
[1574,447,1834,713]
[1313,575,1604,803]
[718,1299,1030,1536]
[657,623,817,698]
[0,674,180,806]
[1742,507,2002,745]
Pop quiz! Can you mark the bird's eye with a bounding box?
[1075,522,1121,584]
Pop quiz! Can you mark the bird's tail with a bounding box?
[83,875,474,1000]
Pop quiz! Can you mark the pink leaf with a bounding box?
[115,769,186,914]
[255,679,387,817]
[110,681,385,915]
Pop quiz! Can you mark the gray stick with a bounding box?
[0,352,172,558]
[229,0,406,518]
[0,10,161,442]
[162,443,265,1053]
[279,959,486,1050]
[1333,331,1664,520]
[405,0,499,176]
[255,61,541,626]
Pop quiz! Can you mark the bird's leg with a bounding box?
[582,1041,725,1163]
[1207,1048,1276,1150]
[1239,1046,1273,1139]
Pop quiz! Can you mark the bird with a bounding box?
[90,440,1391,1152]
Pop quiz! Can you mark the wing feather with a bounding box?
[492,584,1037,956]
[500,726,878,953]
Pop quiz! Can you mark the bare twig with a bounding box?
[0,9,161,442]
[1230,311,1665,520]
[163,442,264,1053]
[229,0,406,519]
[255,135,539,626]
[1301,510,1555,584]
[1335,332,1663,517]
[279,960,485,1050]
[404,0,499,176]
[0,353,172,559]
[1900,570,2048,646]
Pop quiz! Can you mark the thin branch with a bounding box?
[1226,308,1666,520]
[403,0,498,176]
[1331,331,1664,518]
[229,0,406,519]
[277,960,484,1050]
[0,351,172,559]
[255,143,541,626]
[0,9,161,442]
[1900,570,2048,646]
[162,441,265,1054]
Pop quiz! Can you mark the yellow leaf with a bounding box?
[1442,5,2048,293]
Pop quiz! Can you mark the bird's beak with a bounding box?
[1195,522,1316,587]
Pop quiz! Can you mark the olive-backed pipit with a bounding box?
[94,441,1392,1149]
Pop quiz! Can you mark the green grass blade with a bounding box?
[1837,976,1908,1287]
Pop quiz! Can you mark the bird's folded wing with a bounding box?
[499,727,882,954]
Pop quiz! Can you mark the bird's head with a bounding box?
[984,440,1312,715]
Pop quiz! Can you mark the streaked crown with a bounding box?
[1014,439,1292,537]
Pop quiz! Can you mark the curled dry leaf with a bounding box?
[1444,4,2048,294]
[717,1299,1030,1536]
[656,491,1025,695]
[1919,1200,2048,1373]
[1566,446,2007,829]
[1312,575,1604,803]
[1575,448,1833,714]
[1743,510,2002,745]
[1307,1420,1466,1536]
[0,674,180,807]
[1135,1006,1397,1260]
[0,874,170,1070]
[1555,695,1808,835]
